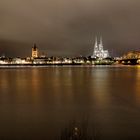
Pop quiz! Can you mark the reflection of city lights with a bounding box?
[136,65,140,68]
[134,68,140,105]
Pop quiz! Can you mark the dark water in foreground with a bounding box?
[0,66,140,140]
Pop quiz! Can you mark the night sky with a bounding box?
[0,0,140,57]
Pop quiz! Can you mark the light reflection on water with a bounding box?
[0,66,140,139]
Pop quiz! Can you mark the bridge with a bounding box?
[119,51,140,65]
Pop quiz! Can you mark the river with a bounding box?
[0,65,140,139]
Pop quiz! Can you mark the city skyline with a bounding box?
[0,0,140,57]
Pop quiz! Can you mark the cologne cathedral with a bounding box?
[91,37,109,59]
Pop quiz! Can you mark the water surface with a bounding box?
[0,66,140,139]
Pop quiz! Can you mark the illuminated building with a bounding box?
[32,44,39,58]
[91,37,109,59]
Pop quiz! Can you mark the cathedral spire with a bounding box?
[91,36,109,59]
[95,36,97,46]
[100,36,103,46]
[94,36,98,51]
[99,36,103,51]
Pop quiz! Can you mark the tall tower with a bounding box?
[91,37,98,58]
[98,37,103,51]
[32,44,39,58]
[91,36,109,59]
[94,36,98,51]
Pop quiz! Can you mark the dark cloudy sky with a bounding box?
[0,0,140,57]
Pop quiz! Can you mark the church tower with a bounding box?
[91,36,109,59]
[32,44,39,58]
[92,37,98,58]
[98,37,103,51]
[94,36,98,51]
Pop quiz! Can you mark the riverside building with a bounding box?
[91,37,109,59]
[32,44,39,58]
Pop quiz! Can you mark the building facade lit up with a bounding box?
[91,37,109,59]
[32,44,39,58]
